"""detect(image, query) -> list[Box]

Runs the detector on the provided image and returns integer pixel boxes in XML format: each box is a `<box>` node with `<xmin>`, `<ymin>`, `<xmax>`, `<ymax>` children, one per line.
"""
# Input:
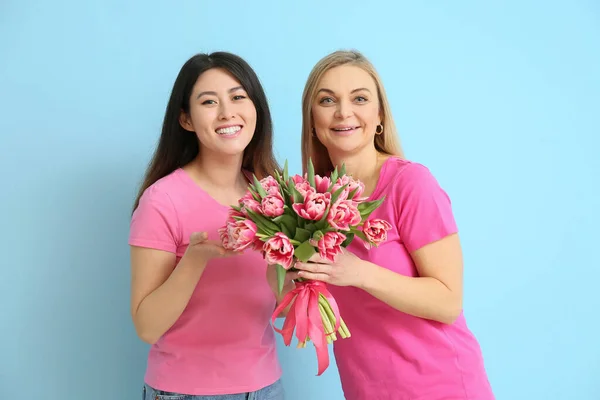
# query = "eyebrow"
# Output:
<box><xmin>316</xmin><ymin>87</ymin><xmax>372</xmax><ymax>95</ymax></box>
<box><xmin>196</xmin><ymin>86</ymin><xmax>245</xmax><ymax>99</ymax></box>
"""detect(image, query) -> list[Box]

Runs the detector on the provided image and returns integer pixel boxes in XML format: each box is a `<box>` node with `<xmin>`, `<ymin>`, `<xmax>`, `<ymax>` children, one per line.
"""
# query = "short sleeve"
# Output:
<box><xmin>395</xmin><ymin>163</ymin><xmax>458</xmax><ymax>253</ymax></box>
<box><xmin>129</xmin><ymin>186</ymin><xmax>179</xmax><ymax>253</ymax></box>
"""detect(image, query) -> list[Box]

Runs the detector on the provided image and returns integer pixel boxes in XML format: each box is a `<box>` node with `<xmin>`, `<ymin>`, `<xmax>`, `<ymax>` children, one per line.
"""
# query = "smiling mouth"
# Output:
<box><xmin>216</xmin><ymin>125</ymin><xmax>242</xmax><ymax>135</ymax></box>
<box><xmin>331</xmin><ymin>126</ymin><xmax>359</xmax><ymax>132</ymax></box>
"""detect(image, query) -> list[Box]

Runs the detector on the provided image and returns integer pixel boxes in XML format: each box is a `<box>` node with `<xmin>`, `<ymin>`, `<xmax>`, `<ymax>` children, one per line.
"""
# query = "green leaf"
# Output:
<box><xmin>288</xmin><ymin>179</ymin><xmax>305</xmax><ymax>203</ymax></box>
<box><xmin>274</xmin><ymin>213</ymin><xmax>297</xmax><ymax>234</ymax></box>
<box><xmin>354</xmin><ymin>230</ymin><xmax>368</xmax><ymax>242</ymax></box>
<box><xmin>276</xmin><ymin>264</ymin><xmax>286</xmax><ymax>295</ymax></box>
<box><xmin>314</xmin><ymin>218</ymin><xmax>328</xmax><ymax>231</ymax></box>
<box><xmin>273</xmin><ymin>169</ymin><xmax>285</xmax><ymax>187</ymax></box>
<box><xmin>283</xmin><ymin>160</ymin><xmax>289</xmax><ymax>182</ymax></box>
<box><xmin>293</xmin><ymin>227</ymin><xmax>312</xmax><ymax>243</ymax></box>
<box><xmin>307</xmin><ymin>157</ymin><xmax>316</xmax><ymax>188</ymax></box>
<box><xmin>295</xmin><ymin>240</ymin><xmax>317</xmax><ymax>262</ymax></box>
<box><xmin>312</xmin><ymin>230</ymin><xmax>324</xmax><ymax>241</ymax></box>
<box><xmin>304</xmin><ymin>223</ymin><xmax>317</xmax><ymax>232</ymax></box>
<box><xmin>347</xmin><ymin>186</ymin><xmax>359</xmax><ymax>199</ymax></box>
<box><xmin>246</xmin><ymin>209</ymin><xmax>281</xmax><ymax>233</ymax></box>
<box><xmin>274</xmin><ymin>213</ymin><xmax>296</xmax><ymax>239</ymax></box>
<box><xmin>253</xmin><ymin>175</ymin><xmax>267</xmax><ymax>198</ymax></box>
<box><xmin>357</xmin><ymin>197</ymin><xmax>385</xmax><ymax>217</ymax></box>
<box><xmin>247</xmin><ymin>187</ymin><xmax>261</xmax><ymax>201</ymax></box>
<box><xmin>339</xmin><ymin>163</ymin><xmax>346</xmax><ymax>176</ymax></box>
<box><xmin>280</xmin><ymin>224</ymin><xmax>293</xmax><ymax>240</ymax></box>
<box><xmin>341</xmin><ymin>232</ymin><xmax>355</xmax><ymax>247</ymax></box>
<box><xmin>330</xmin><ymin>183</ymin><xmax>349</xmax><ymax>204</ymax></box>
<box><xmin>328</xmin><ymin>167</ymin><xmax>339</xmax><ymax>190</ymax></box>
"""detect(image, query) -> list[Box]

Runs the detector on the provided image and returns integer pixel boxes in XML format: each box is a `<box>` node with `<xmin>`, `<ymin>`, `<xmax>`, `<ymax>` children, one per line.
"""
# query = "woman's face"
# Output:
<box><xmin>311</xmin><ymin>65</ymin><xmax>381</xmax><ymax>158</ymax></box>
<box><xmin>181</xmin><ymin>67</ymin><xmax>257</xmax><ymax>157</ymax></box>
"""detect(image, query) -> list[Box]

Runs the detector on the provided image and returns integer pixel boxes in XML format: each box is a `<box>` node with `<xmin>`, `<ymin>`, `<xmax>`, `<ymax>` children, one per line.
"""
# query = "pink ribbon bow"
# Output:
<box><xmin>271</xmin><ymin>280</ymin><xmax>341</xmax><ymax>376</ymax></box>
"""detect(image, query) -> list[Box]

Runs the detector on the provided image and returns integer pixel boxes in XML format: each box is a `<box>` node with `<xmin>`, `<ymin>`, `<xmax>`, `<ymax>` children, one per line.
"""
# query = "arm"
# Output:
<box><xmin>358</xmin><ymin>233</ymin><xmax>463</xmax><ymax>324</ymax></box>
<box><xmin>295</xmin><ymin>163</ymin><xmax>463</xmax><ymax>324</ymax></box>
<box><xmin>131</xmin><ymin>232</ymin><xmax>233</xmax><ymax>344</ymax></box>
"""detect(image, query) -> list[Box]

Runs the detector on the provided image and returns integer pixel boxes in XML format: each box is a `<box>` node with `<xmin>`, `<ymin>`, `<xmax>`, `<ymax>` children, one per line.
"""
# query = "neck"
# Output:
<box><xmin>188</xmin><ymin>151</ymin><xmax>246</xmax><ymax>189</ymax></box>
<box><xmin>329</xmin><ymin>146</ymin><xmax>381</xmax><ymax>184</ymax></box>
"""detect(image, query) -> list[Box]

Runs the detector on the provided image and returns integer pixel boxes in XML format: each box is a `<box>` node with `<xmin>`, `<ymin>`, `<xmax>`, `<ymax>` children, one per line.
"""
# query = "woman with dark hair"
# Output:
<box><xmin>129</xmin><ymin>52</ymin><xmax>284</xmax><ymax>399</ymax></box>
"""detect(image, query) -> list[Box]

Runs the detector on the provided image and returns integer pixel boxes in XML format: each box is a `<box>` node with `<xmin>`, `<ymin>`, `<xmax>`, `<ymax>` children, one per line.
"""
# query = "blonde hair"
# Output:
<box><xmin>300</xmin><ymin>50</ymin><xmax>404</xmax><ymax>176</ymax></box>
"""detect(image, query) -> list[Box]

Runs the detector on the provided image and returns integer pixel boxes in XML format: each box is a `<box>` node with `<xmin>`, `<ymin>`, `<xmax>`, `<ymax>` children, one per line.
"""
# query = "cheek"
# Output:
<box><xmin>311</xmin><ymin>106</ymin><xmax>331</xmax><ymax>127</ymax></box>
<box><xmin>190</xmin><ymin>107</ymin><xmax>214</xmax><ymax>129</ymax></box>
<box><xmin>241</xmin><ymin>104</ymin><xmax>258</xmax><ymax>125</ymax></box>
<box><xmin>360</xmin><ymin>104</ymin><xmax>380</xmax><ymax>125</ymax></box>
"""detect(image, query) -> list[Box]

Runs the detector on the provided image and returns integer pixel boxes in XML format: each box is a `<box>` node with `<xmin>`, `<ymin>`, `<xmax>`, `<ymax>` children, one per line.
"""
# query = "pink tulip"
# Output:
<box><xmin>292</xmin><ymin>192</ymin><xmax>331</xmax><ymax>221</ymax></box>
<box><xmin>241</xmin><ymin>197</ymin><xmax>262</xmax><ymax>215</ymax></box>
<box><xmin>314</xmin><ymin>175</ymin><xmax>331</xmax><ymax>193</ymax></box>
<box><xmin>218</xmin><ymin>225</ymin><xmax>231</xmax><ymax>250</ymax></box>
<box><xmin>261</xmin><ymin>192</ymin><xmax>285</xmax><ymax>217</ymax></box>
<box><xmin>315</xmin><ymin>231</ymin><xmax>346</xmax><ymax>263</ymax></box>
<box><xmin>263</xmin><ymin>232</ymin><xmax>295</xmax><ymax>269</ymax></box>
<box><xmin>328</xmin><ymin>200</ymin><xmax>361</xmax><ymax>230</ymax></box>
<box><xmin>225</xmin><ymin>218</ymin><xmax>258</xmax><ymax>251</ymax></box>
<box><xmin>332</xmin><ymin>175</ymin><xmax>365</xmax><ymax>201</ymax></box>
<box><xmin>259</xmin><ymin>176</ymin><xmax>280</xmax><ymax>196</ymax></box>
<box><xmin>292</xmin><ymin>175</ymin><xmax>314</xmax><ymax>198</ymax></box>
<box><xmin>362</xmin><ymin>219</ymin><xmax>392</xmax><ymax>248</ymax></box>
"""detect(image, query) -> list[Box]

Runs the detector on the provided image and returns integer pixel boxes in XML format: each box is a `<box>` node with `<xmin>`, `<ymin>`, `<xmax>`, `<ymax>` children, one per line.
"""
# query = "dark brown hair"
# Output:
<box><xmin>133</xmin><ymin>52</ymin><xmax>280</xmax><ymax>211</ymax></box>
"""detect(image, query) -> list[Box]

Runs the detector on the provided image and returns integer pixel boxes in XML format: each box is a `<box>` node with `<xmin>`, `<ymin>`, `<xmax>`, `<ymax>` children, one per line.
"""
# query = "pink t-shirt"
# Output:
<box><xmin>328</xmin><ymin>158</ymin><xmax>494</xmax><ymax>400</ymax></box>
<box><xmin>128</xmin><ymin>168</ymin><xmax>281</xmax><ymax>395</ymax></box>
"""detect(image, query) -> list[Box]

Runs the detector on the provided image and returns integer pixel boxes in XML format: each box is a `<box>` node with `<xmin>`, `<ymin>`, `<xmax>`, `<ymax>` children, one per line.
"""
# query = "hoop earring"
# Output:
<box><xmin>376</xmin><ymin>124</ymin><xmax>383</xmax><ymax>134</ymax></box>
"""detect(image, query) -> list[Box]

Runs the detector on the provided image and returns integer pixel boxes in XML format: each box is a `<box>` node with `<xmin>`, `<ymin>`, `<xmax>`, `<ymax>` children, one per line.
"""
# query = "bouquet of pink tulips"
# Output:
<box><xmin>219</xmin><ymin>159</ymin><xmax>391</xmax><ymax>375</ymax></box>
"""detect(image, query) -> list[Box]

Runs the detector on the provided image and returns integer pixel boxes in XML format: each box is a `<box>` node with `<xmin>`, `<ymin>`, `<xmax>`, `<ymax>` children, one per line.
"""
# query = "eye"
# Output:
<box><xmin>201</xmin><ymin>99</ymin><xmax>217</xmax><ymax>105</ymax></box>
<box><xmin>354</xmin><ymin>96</ymin><xmax>368</xmax><ymax>103</ymax></box>
<box><xmin>319</xmin><ymin>97</ymin><xmax>334</xmax><ymax>104</ymax></box>
<box><xmin>232</xmin><ymin>95</ymin><xmax>247</xmax><ymax>101</ymax></box>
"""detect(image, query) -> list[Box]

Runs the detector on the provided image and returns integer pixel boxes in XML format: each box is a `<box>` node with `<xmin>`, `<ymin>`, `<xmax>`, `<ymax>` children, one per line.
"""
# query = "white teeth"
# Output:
<box><xmin>333</xmin><ymin>127</ymin><xmax>355</xmax><ymax>131</ymax></box>
<box><xmin>216</xmin><ymin>126</ymin><xmax>241</xmax><ymax>135</ymax></box>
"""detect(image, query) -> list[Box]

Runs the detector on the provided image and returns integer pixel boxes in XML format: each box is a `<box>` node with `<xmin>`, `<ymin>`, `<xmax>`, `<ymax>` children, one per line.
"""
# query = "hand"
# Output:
<box><xmin>294</xmin><ymin>248</ymin><xmax>371</xmax><ymax>288</ymax></box>
<box><xmin>184</xmin><ymin>232</ymin><xmax>238</xmax><ymax>263</ymax></box>
<box><xmin>266</xmin><ymin>264</ymin><xmax>299</xmax><ymax>299</ymax></box>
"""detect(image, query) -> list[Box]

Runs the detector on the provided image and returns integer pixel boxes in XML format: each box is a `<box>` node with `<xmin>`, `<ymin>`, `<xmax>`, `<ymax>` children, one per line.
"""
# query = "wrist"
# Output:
<box><xmin>356</xmin><ymin>261</ymin><xmax>379</xmax><ymax>291</ymax></box>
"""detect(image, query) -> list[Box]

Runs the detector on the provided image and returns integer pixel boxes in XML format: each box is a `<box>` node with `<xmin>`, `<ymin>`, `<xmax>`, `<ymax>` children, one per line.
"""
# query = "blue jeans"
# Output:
<box><xmin>143</xmin><ymin>380</ymin><xmax>285</xmax><ymax>400</ymax></box>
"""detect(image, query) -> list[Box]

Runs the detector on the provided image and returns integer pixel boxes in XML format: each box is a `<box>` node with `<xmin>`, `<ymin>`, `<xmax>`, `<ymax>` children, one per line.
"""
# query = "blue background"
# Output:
<box><xmin>1</xmin><ymin>1</ymin><xmax>598</xmax><ymax>399</ymax></box>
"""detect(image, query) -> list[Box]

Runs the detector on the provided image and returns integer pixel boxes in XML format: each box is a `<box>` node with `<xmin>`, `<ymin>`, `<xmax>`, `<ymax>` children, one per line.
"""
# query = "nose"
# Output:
<box><xmin>334</xmin><ymin>100</ymin><xmax>353</xmax><ymax>119</ymax></box>
<box><xmin>218</xmin><ymin>100</ymin><xmax>235</xmax><ymax>120</ymax></box>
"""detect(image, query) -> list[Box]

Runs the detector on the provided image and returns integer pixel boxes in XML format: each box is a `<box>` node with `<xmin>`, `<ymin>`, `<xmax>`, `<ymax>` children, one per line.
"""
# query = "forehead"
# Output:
<box><xmin>194</xmin><ymin>68</ymin><xmax>242</xmax><ymax>91</ymax></box>
<box><xmin>317</xmin><ymin>65</ymin><xmax>376</xmax><ymax>92</ymax></box>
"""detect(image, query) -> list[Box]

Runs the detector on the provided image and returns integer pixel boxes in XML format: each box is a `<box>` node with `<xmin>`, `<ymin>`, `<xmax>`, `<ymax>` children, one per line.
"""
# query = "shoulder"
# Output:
<box><xmin>132</xmin><ymin>169</ymin><xmax>188</xmax><ymax>223</ymax></box>
<box><xmin>130</xmin><ymin>172</ymin><xmax>184</xmax><ymax>249</ymax></box>
<box><xmin>381</xmin><ymin>157</ymin><xmax>441</xmax><ymax>193</ymax></box>
<box><xmin>137</xmin><ymin>169</ymin><xmax>186</xmax><ymax>206</ymax></box>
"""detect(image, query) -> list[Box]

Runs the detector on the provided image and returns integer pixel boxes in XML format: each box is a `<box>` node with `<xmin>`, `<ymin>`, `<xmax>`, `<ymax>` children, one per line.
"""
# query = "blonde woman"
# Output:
<box><xmin>291</xmin><ymin>50</ymin><xmax>495</xmax><ymax>400</ymax></box>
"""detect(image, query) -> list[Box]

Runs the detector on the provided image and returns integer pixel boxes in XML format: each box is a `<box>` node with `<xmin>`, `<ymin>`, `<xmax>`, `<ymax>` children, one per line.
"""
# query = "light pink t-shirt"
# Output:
<box><xmin>129</xmin><ymin>168</ymin><xmax>281</xmax><ymax>395</ymax></box>
<box><xmin>328</xmin><ymin>158</ymin><xmax>494</xmax><ymax>400</ymax></box>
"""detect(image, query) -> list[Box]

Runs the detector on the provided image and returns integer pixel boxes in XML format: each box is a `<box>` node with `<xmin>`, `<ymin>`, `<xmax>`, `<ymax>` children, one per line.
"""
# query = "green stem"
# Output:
<box><xmin>318</xmin><ymin>303</ymin><xmax>335</xmax><ymax>344</ymax></box>
<box><xmin>319</xmin><ymin>294</ymin><xmax>351</xmax><ymax>339</ymax></box>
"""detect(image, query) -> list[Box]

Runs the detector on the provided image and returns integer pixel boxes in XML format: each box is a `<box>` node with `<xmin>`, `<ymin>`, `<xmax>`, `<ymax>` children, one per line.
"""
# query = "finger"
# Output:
<box><xmin>286</xmin><ymin>271</ymin><xmax>300</xmax><ymax>281</ymax></box>
<box><xmin>295</xmin><ymin>262</ymin><xmax>330</xmax><ymax>274</ymax></box>
<box><xmin>190</xmin><ymin>232</ymin><xmax>208</xmax><ymax>245</ymax></box>
<box><xmin>296</xmin><ymin>271</ymin><xmax>330</xmax><ymax>282</ymax></box>
<box><xmin>308</xmin><ymin>252</ymin><xmax>330</xmax><ymax>263</ymax></box>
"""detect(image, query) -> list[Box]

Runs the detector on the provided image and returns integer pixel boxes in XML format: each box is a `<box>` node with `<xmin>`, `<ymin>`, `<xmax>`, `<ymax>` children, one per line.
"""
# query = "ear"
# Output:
<box><xmin>179</xmin><ymin>110</ymin><xmax>194</xmax><ymax>132</ymax></box>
